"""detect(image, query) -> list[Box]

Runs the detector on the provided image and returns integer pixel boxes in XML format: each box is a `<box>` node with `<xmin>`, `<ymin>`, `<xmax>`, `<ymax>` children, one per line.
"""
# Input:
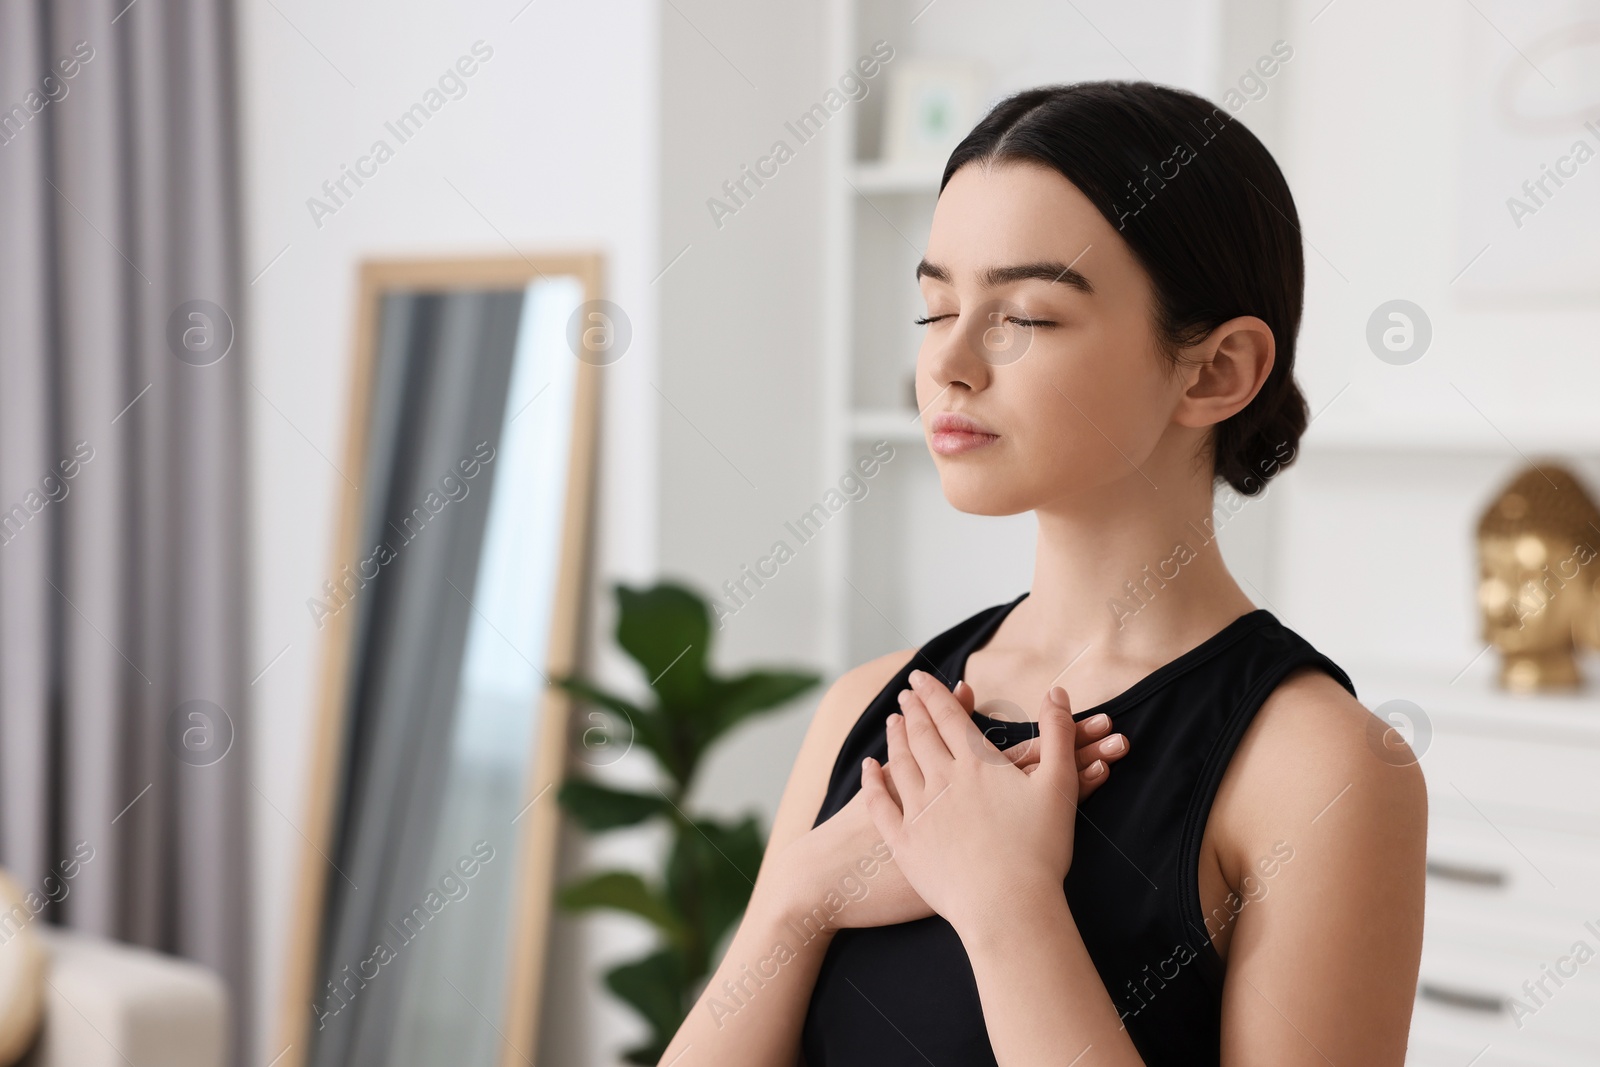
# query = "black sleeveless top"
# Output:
<box><xmin>800</xmin><ymin>592</ymin><xmax>1355</xmax><ymax>1066</ymax></box>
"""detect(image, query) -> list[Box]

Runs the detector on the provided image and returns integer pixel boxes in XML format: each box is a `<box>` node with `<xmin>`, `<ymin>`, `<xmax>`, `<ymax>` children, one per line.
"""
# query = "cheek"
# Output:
<box><xmin>1016</xmin><ymin>332</ymin><xmax>1173</xmax><ymax>479</ymax></box>
<box><xmin>931</xmin><ymin>344</ymin><xmax>1172</xmax><ymax>515</ymax></box>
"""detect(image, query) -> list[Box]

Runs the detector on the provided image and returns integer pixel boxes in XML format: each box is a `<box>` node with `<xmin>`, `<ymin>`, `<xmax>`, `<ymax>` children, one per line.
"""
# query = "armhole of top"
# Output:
<box><xmin>1176</xmin><ymin>650</ymin><xmax>1355</xmax><ymax>982</ymax></box>
<box><xmin>808</xmin><ymin>650</ymin><xmax>919</xmax><ymax>829</ymax></box>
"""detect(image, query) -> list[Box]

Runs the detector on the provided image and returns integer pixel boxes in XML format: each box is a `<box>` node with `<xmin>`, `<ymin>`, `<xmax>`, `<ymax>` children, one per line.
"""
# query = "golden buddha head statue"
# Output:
<box><xmin>1476</xmin><ymin>464</ymin><xmax>1600</xmax><ymax>692</ymax></box>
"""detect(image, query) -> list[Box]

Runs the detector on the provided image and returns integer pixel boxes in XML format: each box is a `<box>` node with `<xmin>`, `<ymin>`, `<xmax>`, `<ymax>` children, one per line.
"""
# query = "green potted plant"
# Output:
<box><xmin>554</xmin><ymin>581</ymin><xmax>820</xmax><ymax>1064</ymax></box>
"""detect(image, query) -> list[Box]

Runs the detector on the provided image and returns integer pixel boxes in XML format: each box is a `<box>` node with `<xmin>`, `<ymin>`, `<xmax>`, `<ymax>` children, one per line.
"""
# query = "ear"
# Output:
<box><xmin>1172</xmin><ymin>316</ymin><xmax>1275</xmax><ymax>429</ymax></box>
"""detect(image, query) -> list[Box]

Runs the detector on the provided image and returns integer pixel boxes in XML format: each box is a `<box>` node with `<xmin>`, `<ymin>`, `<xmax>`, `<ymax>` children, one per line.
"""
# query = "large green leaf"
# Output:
<box><xmin>551</xmin><ymin>675</ymin><xmax>646</xmax><ymax>725</ymax></box>
<box><xmin>616</xmin><ymin>583</ymin><xmax>711</xmax><ymax>710</ymax></box>
<box><xmin>557</xmin><ymin>780</ymin><xmax>673</xmax><ymax>831</ymax></box>
<box><xmin>665</xmin><ymin>814</ymin><xmax>766</xmax><ymax>973</ymax></box>
<box><xmin>555</xmin><ymin>675</ymin><xmax>680</xmax><ymax>782</ymax></box>
<box><xmin>708</xmin><ymin>669</ymin><xmax>820</xmax><ymax>740</ymax></box>
<box><xmin>606</xmin><ymin>948</ymin><xmax>689</xmax><ymax>1065</ymax></box>
<box><xmin>559</xmin><ymin>871</ymin><xmax>683</xmax><ymax>937</ymax></box>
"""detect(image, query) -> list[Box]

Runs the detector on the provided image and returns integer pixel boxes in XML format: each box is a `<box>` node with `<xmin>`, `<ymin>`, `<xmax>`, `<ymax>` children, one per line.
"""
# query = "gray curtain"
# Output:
<box><xmin>309</xmin><ymin>290</ymin><xmax>523</xmax><ymax>1067</ymax></box>
<box><xmin>0</xmin><ymin>0</ymin><xmax>251</xmax><ymax>1064</ymax></box>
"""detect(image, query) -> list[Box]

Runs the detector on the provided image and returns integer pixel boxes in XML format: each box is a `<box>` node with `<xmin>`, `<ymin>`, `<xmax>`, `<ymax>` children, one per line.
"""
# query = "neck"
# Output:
<box><xmin>1019</xmin><ymin>463</ymin><xmax>1258</xmax><ymax>666</ymax></box>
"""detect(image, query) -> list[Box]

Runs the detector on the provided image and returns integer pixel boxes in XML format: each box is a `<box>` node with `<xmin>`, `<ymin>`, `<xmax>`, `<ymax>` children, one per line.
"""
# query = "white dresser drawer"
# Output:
<box><xmin>1407</xmin><ymin>1031</ymin><xmax>1581</xmax><ymax>1067</ymax></box>
<box><xmin>1426</xmin><ymin>816</ymin><xmax>1600</xmax><ymax>923</ymax></box>
<box><xmin>1412</xmin><ymin>938</ymin><xmax>1600</xmax><ymax>1059</ymax></box>
<box><xmin>1347</xmin><ymin>665</ymin><xmax>1600</xmax><ymax>1061</ymax></box>
<box><xmin>1407</xmin><ymin>1027</ymin><xmax>1586</xmax><ymax>1067</ymax></box>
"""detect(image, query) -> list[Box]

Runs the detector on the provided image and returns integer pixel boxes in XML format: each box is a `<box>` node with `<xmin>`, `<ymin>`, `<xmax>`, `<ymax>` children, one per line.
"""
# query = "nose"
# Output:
<box><xmin>923</xmin><ymin>305</ymin><xmax>1003</xmax><ymax>396</ymax></box>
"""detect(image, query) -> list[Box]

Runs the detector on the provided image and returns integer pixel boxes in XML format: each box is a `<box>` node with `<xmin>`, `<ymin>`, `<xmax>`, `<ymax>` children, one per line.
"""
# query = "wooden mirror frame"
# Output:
<box><xmin>276</xmin><ymin>254</ymin><xmax>603</xmax><ymax>1067</ymax></box>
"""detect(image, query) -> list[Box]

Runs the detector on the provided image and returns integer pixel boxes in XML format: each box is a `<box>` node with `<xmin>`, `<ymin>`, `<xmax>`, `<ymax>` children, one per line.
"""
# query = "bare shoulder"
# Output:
<box><xmin>756</xmin><ymin>648</ymin><xmax>913</xmax><ymax>872</ymax></box>
<box><xmin>1215</xmin><ymin>667</ymin><xmax>1428</xmax><ymax>859</ymax></box>
<box><xmin>1211</xmin><ymin>674</ymin><xmax>1428</xmax><ymax>1062</ymax></box>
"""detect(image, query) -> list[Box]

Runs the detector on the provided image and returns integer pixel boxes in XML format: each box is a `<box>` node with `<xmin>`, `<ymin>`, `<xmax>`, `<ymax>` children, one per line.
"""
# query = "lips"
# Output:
<box><xmin>929</xmin><ymin>411</ymin><xmax>999</xmax><ymax>456</ymax></box>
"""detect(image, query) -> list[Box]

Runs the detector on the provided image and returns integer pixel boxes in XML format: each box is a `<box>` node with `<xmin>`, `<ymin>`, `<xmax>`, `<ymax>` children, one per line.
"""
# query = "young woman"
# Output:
<box><xmin>661</xmin><ymin>80</ymin><xmax>1427</xmax><ymax>1066</ymax></box>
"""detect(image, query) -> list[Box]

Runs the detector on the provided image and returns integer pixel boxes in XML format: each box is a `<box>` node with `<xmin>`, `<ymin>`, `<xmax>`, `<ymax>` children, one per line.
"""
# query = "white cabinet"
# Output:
<box><xmin>1352</xmin><ymin>665</ymin><xmax>1600</xmax><ymax>1066</ymax></box>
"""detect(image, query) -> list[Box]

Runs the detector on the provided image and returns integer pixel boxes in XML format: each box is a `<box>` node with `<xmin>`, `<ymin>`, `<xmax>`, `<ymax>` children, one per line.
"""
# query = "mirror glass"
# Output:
<box><xmin>292</xmin><ymin>259</ymin><xmax>599</xmax><ymax>1067</ymax></box>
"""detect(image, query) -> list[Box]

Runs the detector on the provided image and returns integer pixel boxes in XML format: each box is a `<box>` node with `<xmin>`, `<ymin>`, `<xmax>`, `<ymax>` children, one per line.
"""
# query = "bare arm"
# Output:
<box><xmin>961</xmin><ymin>892</ymin><xmax>1147</xmax><ymax>1065</ymax></box>
<box><xmin>1213</xmin><ymin>670</ymin><xmax>1427</xmax><ymax>1065</ymax></box>
<box><xmin>656</xmin><ymin>650</ymin><xmax>911</xmax><ymax>1067</ymax></box>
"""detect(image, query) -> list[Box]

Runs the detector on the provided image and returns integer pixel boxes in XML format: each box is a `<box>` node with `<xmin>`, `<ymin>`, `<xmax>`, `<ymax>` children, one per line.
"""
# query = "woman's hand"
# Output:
<box><xmin>757</xmin><ymin>675</ymin><xmax>1125</xmax><ymax>935</ymax></box>
<box><xmin>955</xmin><ymin>678</ymin><xmax>1127</xmax><ymax>799</ymax></box>
<box><xmin>859</xmin><ymin>670</ymin><xmax>1081</xmax><ymax>935</ymax></box>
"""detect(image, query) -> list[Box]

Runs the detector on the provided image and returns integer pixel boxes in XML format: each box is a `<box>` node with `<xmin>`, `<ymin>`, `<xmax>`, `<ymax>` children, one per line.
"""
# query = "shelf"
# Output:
<box><xmin>847</xmin><ymin>160</ymin><xmax>943</xmax><ymax>196</ymax></box>
<box><xmin>1300</xmin><ymin>421</ymin><xmax>1600</xmax><ymax>458</ymax></box>
<box><xmin>1349</xmin><ymin>659</ymin><xmax>1600</xmax><ymax>742</ymax></box>
<box><xmin>850</xmin><ymin>407</ymin><xmax>925</xmax><ymax>442</ymax></box>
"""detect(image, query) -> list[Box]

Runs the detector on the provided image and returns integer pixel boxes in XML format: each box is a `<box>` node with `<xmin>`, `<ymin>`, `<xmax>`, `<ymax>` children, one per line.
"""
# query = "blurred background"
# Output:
<box><xmin>1</xmin><ymin>0</ymin><xmax>1598</xmax><ymax>1065</ymax></box>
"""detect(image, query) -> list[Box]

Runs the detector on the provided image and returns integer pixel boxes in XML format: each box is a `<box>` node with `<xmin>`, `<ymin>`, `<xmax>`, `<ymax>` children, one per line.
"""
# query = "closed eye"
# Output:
<box><xmin>914</xmin><ymin>314</ymin><xmax>1058</xmax><ymax>328</ymax></box>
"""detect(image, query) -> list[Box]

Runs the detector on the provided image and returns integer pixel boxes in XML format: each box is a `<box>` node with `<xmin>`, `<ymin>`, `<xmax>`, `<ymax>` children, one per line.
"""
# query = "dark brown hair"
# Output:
<box><xmin>942</xmin><ymin>80</ymin><xmax>1307</xmax><ymax>496</ymax></box>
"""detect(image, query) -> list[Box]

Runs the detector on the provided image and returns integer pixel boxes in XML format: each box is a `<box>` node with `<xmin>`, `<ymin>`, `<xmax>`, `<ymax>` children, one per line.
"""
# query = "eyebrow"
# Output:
<box><xmin>914</xmin><ymin>258</ymin><xmax>1095</xmax><ymax>294</ymax></box>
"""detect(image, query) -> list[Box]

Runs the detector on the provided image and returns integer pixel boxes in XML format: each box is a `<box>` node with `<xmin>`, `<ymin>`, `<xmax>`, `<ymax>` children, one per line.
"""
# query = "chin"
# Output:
<box><xmin>933</xmin><ymin>461</ymin><xmax>1041</xmax><ymax>516</ymax></box>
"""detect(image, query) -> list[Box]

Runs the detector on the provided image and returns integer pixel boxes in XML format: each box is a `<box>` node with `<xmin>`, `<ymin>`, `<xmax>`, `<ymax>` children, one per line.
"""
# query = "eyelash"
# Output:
<box><xmin>913</xmin><ymin>314</ymin><xmax>1057</xmax><ymax>328</ymax></box>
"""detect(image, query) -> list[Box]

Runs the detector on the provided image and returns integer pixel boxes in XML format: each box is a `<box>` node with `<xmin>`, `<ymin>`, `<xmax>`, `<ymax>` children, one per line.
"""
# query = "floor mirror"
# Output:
<box><xmin>278</xmin><ymin>255</ymin><xmax>605</xmax><ymax>1067</ymax></box>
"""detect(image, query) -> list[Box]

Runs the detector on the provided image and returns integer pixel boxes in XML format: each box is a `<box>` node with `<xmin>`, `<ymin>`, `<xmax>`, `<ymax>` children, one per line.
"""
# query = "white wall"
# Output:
<box><xmin>655</xmin><ymin>0</ymin><xmax>832</xmax><ymax>824</ymax></box>
<box><xmin>235</xmin><ymin>1</ymin><xmax>659</xmax><ymax>1063</ymax></box>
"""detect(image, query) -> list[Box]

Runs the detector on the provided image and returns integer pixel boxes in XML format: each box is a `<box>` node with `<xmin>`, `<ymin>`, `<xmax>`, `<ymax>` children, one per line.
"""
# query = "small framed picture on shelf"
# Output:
<box><xmin>883</xmin><ymin>59</ymin><xmax>988</xmax><ymax>166</ymax></box>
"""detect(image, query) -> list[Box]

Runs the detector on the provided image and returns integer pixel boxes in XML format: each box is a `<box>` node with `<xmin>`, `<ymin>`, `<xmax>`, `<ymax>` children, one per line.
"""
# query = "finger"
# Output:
<box><xmin>906</xmin><ymin>669</ymin><xmax>986</xmax><ymax>762</ymax></box>
<box><xmin>1076</xmin><ymin>732</ymin><xmax>1129</xmax><ymax>770</ymax></box>
<box><xmin>1037</xmin><ymin>685</ymin><xmax>1078</xmax><ymax>790</ymax></box>
<box><xmin>884</xmin><ymin>712</ymin><xmax>925</xmax><ymax>798</ymax></box>
<box><xmin>897</xmin><ymin>687</ymin><xmax>955</xmax><ymax>766</ymax></box>
<box><xmin>883</xmin><ymin>760</ymin><xmax>903</xmax><ymax>806</ymax></box>
<box><xmin>1075</xmin><ymin>713</ymin><xmax>1113</xmax><ymax>747</ymax></box>
<box><xmin>953</xmin><ymin>679</ymin><xmax>977</xmax><ymax>714</ymax></box>
<box><xmin>1078</xmin><ymin>758</ymin><xmax>1110</xmax><ymax>799</ymax></box>
<box><xmin>1007</xmin><ymin>738</ymin><xmax>1041</xmax><ymax>770</ymax></box>
<box><xmin>860</xmin><ymin>757</ymin><xmax>903</xmax><ymax>844</ymax></box>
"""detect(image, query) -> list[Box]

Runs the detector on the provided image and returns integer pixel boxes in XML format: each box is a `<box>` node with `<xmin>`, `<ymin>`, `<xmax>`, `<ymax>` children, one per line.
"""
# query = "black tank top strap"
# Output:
<box><xmin>801</xmin><ymin>593</ymin><xmax>1357</xmax><ymax>1067</ymax></box>
<box><xmin>1175</xmin><ymin>623</ymin><xmax>1355</xmax><ymax>985</ymax></box>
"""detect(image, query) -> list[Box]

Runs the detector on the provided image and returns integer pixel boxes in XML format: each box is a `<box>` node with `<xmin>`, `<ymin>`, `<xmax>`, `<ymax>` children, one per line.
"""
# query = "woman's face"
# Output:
<box><xmin>915</xmin><ymin>161</ymin><xmax>1195</xmax><ymax>516</ymax></box>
